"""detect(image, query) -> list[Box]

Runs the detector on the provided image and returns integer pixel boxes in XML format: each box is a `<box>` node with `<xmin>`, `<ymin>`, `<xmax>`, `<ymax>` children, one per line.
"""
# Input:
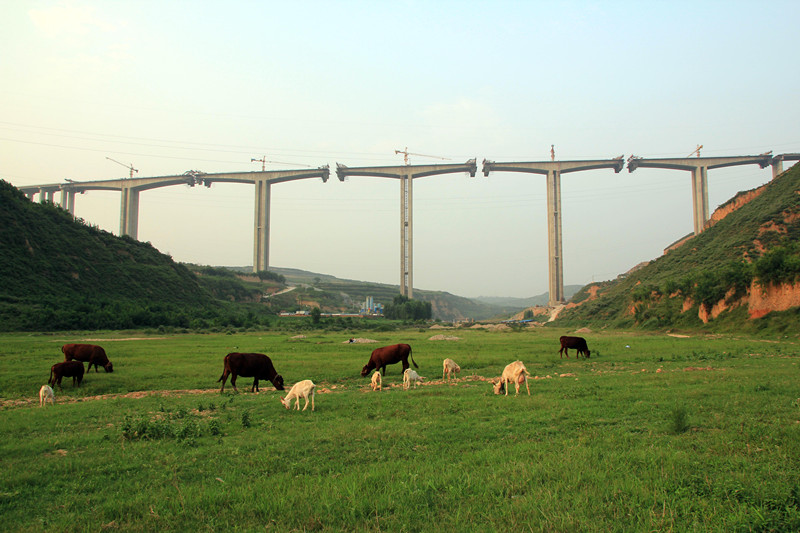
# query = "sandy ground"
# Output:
<box><xmin>3</xmin><ymin>367</ymin><xmax>726</xmax><ymax>410</ymax></box>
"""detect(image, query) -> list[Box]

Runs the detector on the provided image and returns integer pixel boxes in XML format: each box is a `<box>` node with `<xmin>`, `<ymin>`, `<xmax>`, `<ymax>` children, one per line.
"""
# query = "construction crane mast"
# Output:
<box><xmin>394</xmin><ymin>147</ymin><xmax>451</xmax><ymax>165</ymax></box>
<box><xmin>250</xmin><ymin>155</ymin><xmax>310</xmax><ymax>170</ymax></box>
<box><xmin>688</xmin><ymin>144</ymin><xmax>703</xmax><ymax>158</ymax></box>
<box><xmin>106</xmin><ymin>157</ymin><xmax>138</xmax><ymax>179</ymax></box>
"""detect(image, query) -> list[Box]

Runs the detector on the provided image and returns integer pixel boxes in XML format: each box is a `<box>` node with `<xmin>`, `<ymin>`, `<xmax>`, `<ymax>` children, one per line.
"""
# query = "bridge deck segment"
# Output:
<box><xmin>335</xmin><ymin>160</ymin><xmax>477</xmax><ymax>298</ymax></box>
<box><xmin>481</xmin><ymin>157</ymin><xmax>625</xmax><ymax>306</ymax></box>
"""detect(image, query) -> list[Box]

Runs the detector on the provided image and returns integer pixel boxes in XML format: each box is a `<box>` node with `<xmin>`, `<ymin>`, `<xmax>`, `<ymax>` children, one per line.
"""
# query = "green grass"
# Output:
<box><xmin>2</xmin><ymin>328</ymin><xmax>799</xmax><ymax>531</ymax></box>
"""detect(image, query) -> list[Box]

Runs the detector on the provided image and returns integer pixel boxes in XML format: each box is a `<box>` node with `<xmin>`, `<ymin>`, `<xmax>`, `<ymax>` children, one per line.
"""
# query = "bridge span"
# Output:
<box><xmin>336</xmin><ymin>159</ymin><xmax>477</xmax><ymax>298</ymax></box>
<box><xmin>482</xmin><ymin>157</ymin><xmax>626</xmax><ymax>305</ymax></box>
<box><xmin>627</xmin><ymin>155</ymin><xmax>773</xmax><ymax>235</ymax></box>
<box><xmin>18</xmin><ymin>167</ymin><xmax>331</xmax><ymax>273</ymax></box>
<box><xmin>16</xmin><ymin>152</ymin><xmax>796</xmax><ymax>306</ymax></box>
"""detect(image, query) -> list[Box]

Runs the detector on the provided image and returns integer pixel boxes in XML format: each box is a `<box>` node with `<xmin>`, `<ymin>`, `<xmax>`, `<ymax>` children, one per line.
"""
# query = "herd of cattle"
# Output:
<box><xmin>39</xmin><ymin>336</ymin><xmax>592</xmax><ymax>410</ymax></box>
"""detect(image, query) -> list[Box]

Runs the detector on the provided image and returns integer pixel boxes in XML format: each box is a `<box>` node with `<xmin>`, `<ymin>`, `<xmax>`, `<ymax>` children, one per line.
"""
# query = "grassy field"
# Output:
<box><xmin>1</xmin><ymin>327</ymin><xmax>799</xmax><ymax>532</ymax></box>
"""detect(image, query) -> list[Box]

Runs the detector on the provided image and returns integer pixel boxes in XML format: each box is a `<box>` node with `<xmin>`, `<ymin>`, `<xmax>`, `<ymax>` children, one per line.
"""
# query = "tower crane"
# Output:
<box><xmin>250</xmin><ymin>155</ymin><xmax>310</xmax><ymax>170</ymax></box>
<box><xmin>106</xmin><ymin>157</ymin><xmax>138</xmax><ymax>179</ymax></box>
<box><xmin>394</xmin><ymin>147</ymin><xmax>451</xmax><ymax>166</ymax></box>
<box><xmin>688</xmin><ymin>144</ymin><xmax>703</xmax><ymax>158</ymax></box>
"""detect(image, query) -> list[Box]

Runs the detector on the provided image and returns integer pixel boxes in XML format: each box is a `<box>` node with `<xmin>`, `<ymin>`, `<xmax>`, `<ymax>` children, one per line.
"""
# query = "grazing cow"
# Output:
<box><xmin>370</xmin><ymin>371</ymin><xmax>382</xmax><ymax>391</ymax></box>
<box><xmin>492</xmin><ymin>361</ymin><xmax>531</xmax><ymax>396</ymax></box>
<box><xmin>39</xmin><ymin>385</ymin><xmax>55</xmax><ymax>407</ymax></box>
<box><xmin>218</xmin><ymin>352</ymin><xmax>285</xmax><ymax>393</ymax></box>
<box><xmin>442</xmin><ymin>358</ymin><xmax>461</xmax><ymax>380</ymax></box>
<box><xmin>361</xmin><ymin>343</ymin><xmax>417</xmax><ymax>377</ymax></box>
<box><xmin>280</xmin><ymin>380</ymin><xmax>316</xmax><ymax>411</ymax></box>
<box><xmin>403</xmin><ymin>368</ymin><xmax>424</xmax><ymax>390</ymax></box>
<box><xmin>559</xmin><ymin>336</ymin><xmax>591</xmax><ymax>359</ymax></box>
<box><xmin>62</xmin><ymin>344</ymin><xmax>114</xmax><ymax>373</ymax></box>
<box><xmin>49</xmin><ymin>361</ymin><xmax>84</xmax><ymax>390</ymax></box>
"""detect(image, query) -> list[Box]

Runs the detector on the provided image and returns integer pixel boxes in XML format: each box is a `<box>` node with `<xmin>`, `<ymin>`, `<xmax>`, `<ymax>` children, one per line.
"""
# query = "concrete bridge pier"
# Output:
<box><xmin>771</xmin><ymin>154</ymin><xmax>800</xmax><ymax>179</ymax></box>
<box><xmin>60</xmin><ymin>189</ymin><xmax>76</xmax><ymax>215</ymax></box>
<box><xmin>691</xmin><ymin>166</ymin><xmax>709</xmax><ymax>235</ymax></box>
<box><xmin>400</xmin><ymin>173</ymin><xmax>413</xmax><ymax>298</ymax></box>
<box><xmin>40</xmin><ymin>188</ymin><xmax>55</xmax><ymax>203</ymax></box>
<box><xmin>253</xmin><ymin>179</ymin><xmax>271</xmax><ymax>273</ymax></box>
<box><xmin>546</xmin><ymin>169</ymin><xmax>563</xmax><ymax>304</ymax></box>
<box><xmin>120</xmin><ymin>186</ymin><xmax>140</xmax><ymax>239</ymax></box>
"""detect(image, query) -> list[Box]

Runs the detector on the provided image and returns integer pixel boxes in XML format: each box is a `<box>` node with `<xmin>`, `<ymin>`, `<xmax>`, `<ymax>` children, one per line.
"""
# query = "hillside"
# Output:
<box><xmin>0</xmin><ymin>180</ymin><xmax>230</xmax><ymax>330</ymax></box>
<box><xmin>555</xmin><ymin>163</ymin><xmax>800</xmax><ymax>332</ymax></box>
<box><xmin>270</xmin><ymin>268</ymin><xmax>525</xmax><ymax>321</ymax></box>
<box><xmin>0</xmin><ymin>180</ymin><xmax>521</xmax><ymax>328</ymax></box>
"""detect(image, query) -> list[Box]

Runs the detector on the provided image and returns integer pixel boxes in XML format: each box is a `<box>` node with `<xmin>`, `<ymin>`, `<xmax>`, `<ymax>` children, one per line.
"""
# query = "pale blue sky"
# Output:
<box><xmin>2</xmin><ymin>1</ymin><xmax>798</xmax><ymax>298</ymax></box>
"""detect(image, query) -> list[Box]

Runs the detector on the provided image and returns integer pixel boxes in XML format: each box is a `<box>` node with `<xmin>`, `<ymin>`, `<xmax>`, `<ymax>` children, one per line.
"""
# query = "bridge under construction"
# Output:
<box><xmin>18</xmin><ymin>152</ymin><xmax>800</xmax><ymax>306</ymax></box>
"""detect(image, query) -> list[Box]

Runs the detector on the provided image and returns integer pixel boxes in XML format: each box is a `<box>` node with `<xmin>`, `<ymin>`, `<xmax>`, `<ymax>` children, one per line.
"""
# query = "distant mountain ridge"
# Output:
<box><xmin>268</xmin><ymin>267</ymin><xmax>532</xmax><ymax>321</ymax></box>
<box><xmin>472</xmin><ymin>285</ymin><xmax>583</xmax><ymax>308</ymax></box>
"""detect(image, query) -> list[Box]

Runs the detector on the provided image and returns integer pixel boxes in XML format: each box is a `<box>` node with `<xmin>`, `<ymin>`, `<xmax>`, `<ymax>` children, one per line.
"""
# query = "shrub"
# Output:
<box><xmin>669</xmin><ymin>406</ymin><xmax>691</xmax><ymax>434</ymax></box>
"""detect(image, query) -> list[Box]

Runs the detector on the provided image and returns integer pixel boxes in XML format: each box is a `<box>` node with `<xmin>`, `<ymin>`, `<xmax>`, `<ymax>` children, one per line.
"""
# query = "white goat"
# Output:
<box><xmin>442</xmin><ymin>358</ymin><xmax>461</xmax><ymax>380</ymax></box>
<box><xmin>279</xmin><ymin>380</ymin><xmax>316</xmax><ymax>411</ymax></box>
<box><xmin>403</xmin><ymin>368</ymin><xmax>424</xmax><ymax>390</ymax></box>
<box><xmin>39</xmin><ymin>384</ymin><xmax>55</xmax><ymax>407</ymax></box>
<box><xmin>493</xmin><ymin>361</ymin><xmax>531</xmax><ymax>396</ymax></box>
<box><xmin>370</xmin><ymin>371</ymin><xmax>382</xmax><ymax>391</ymax></box>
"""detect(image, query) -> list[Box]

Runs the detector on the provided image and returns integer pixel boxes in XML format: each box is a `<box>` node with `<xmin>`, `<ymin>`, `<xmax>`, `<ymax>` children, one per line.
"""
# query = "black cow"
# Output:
<box><xmin>62</xmin><ymin>343</ymin><xmax>113</xmax><ymax>373</ymax></box>
<box><xmin>361</xmin><ymin>343</ymin><xmax>418</xmax><ymax>377</ymax></box>
<box><xmin>218</xmin><ymin>352</ymin><xmax>285</xmax><ymax>393</ymax></box>
<box><xmin>559</xmin><ymin>336</ymin><xmax>591</xmax><ymax>359</ymax></box>
<box><xmin>49</xmin><ymin>360</ymin><xmax>85</xmax><ymax>389</ymax></box>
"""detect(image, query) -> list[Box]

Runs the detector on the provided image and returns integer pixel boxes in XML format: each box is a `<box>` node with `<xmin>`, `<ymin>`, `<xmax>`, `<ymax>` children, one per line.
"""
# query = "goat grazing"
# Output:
<box><xmin>279</xmin><ymin>380</ymin><xmax>316</xmax><ymax>411</ymax></box>
<box><xmin>442</xmin><ymin>358</ymin><xmax>461</xmax><ymax>380</ymax></box>
<box><xmin>371</xmin><ymin>371</ymin><xmax>382</xmax><ymax>391</ymax></box>
<box><xmin>493</xmin><ymin>361</ymin><xmax>531</xmax><ymax>396</ymax></box>
<box><xmin>39</xmin><ymin>385</ymin><xmax>55</xmax><ymax>407</ymax></box>
<box><xmin>403</xmin><ymin>368</ymin><xmax>424</xmax><ymax>390</ymax></box>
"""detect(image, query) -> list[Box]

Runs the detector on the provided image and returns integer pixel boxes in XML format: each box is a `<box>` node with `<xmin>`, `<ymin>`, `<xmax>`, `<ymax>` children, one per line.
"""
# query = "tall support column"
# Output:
<box><xmin>546</xmin><ymin>170</ymin><xmax>564</xmax><ymax>305</ymax></box>
<box><xmin>400</xmin><ymin>173</ymin><xmax>413</xmax><ymax>298</ymax></box>
<box><xmin>691</xmin><ymin>166</ymin><xmax>709</xmax><ymax>234</ymax></box>
<box><xmin>253</xmin><ymin>179</ymin><xmax>271</xmax><ymax>273</ymax></box>
<box><xmin>120</xmin><ymin>186</ymin><xmax>140</xmax><ymax>238</ymax></box>
<box><xmin>772</xmin><ymin>159</ymin><xmax>783</xmax><ymax>179</ymax></box>
<box><xmin>60</xmin><ymin>190</ymin><xmax>75</xmax><ymax>215</ymax></box>
<box><xmin>336</xmin><ymin>160</ymin><xmax>475</xmax><ymax>300</ymax></box>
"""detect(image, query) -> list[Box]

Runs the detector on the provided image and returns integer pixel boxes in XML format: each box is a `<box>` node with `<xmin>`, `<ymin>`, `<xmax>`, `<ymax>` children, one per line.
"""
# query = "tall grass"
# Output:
<box><xmin>1</xmin><ymin>329</ymin><xmax>799</xmax><ymax>531</ymax></box>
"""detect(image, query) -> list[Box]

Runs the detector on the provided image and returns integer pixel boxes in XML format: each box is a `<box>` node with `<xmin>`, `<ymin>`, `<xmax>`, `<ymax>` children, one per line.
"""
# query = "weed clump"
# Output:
<box><xmin>669</xmin><ymin>406</ymin><xmax>691</xmax><ymax>434</ymax></box>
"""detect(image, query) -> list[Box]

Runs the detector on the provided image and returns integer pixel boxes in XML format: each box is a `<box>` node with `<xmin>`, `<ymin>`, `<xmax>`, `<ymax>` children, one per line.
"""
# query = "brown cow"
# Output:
<box><xmin>62</xmin><ymin>344</ymin><xmax>113</xmax><ymax>373</ymax></box>
<box><xmin>49</xmin><ymin>361</ymin><xmax>84</xmax><ymax>389</ymax></box>
<box><xmin>361</xmin><ymin>343</ymin><xmax>418</xmax><ymax>377</ymax></box>
<box><xmin>559</xmin><ymin>336</ymin><xmax>591</xmax><ymax>359</ymax></box>
<box><xmin>218</xmin><ymin>352</ymin><xmax>285</xmax><ymax>393</ymax></box>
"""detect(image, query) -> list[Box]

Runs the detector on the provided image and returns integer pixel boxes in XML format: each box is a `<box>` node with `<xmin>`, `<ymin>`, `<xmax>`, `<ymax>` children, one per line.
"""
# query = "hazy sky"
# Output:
<box><xmin>2</xmin><ymin>1</ymin><xmax>799</xmax><ymax>298</ymax></box>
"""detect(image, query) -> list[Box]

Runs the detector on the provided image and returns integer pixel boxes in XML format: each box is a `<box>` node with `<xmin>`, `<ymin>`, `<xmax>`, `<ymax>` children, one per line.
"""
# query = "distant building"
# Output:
<box><xmin>359</xmin><ymin>296</ymin><xmax>383</xmax><ymax>316</ymax></box>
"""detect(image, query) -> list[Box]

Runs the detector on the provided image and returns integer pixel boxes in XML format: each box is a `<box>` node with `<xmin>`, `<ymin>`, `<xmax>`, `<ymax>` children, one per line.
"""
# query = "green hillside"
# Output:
<box><xmin>0</xmin><ymin>180</ymin><xmax>230</xmax><ymax>330</ymax></box>
<box><xmin>0</xmin><ymin>180</ymin><xmax>515</xmax><ymax>329</ymax></box>
<box><xmin>555</xmin><ymin>163</ymin><xmax>800</xmax><ymax>332</ymax></box>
